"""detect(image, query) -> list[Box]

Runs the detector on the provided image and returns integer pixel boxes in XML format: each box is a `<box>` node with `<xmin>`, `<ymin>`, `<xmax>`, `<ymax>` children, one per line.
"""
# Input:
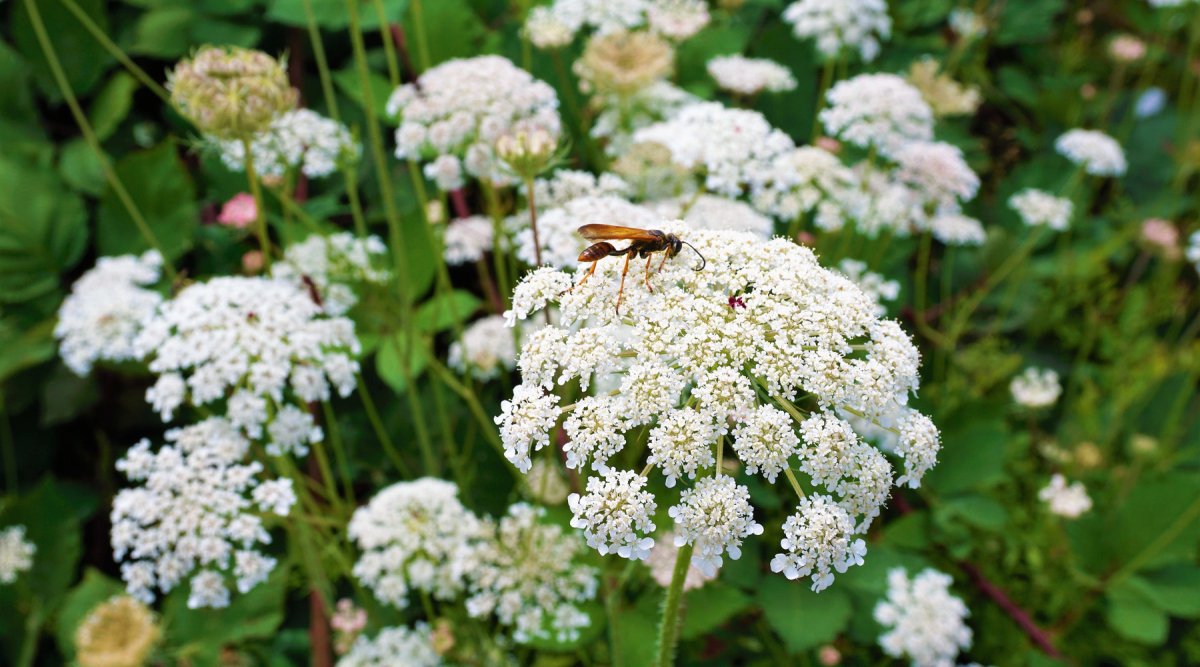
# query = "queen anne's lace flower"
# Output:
<box><xmin>568</xmin><ymin>469</ymin><xmax>657</xmax><ymax>560</ymax></box>
<box><xmin>648</xmin><ymin>195</ymin><xmax>775</xmax><ymax>239</ymax></box>
<box><xmin>799</xmin><ymin>412</ymin><xmax>893</xmax><ymax>531</ymax></box>
<box><xmin>461</xmin><ymin>503</ymin><xmax>599</xmax><ymax>643</ymax></box>
<box><xmin>593</xmin><ymin>81</ymin><xmax>697</xmax><ymax>157</ymax></box>
<box><xmin>272</xmin><ymin>232</ymin><xmax>389</xmax><ymax>316</ymax></box>
<box><xmin>0</xmin><ymin>525</ymin><xmax>35</xmax><ymax>584</ymax></box>
<box><xmin>770</xmin><ymin>494</ymin><xmax>866</xmax><ymax>591</ymax></box>
<box><xmin>821</xmin><ymin>74</ymin><xmax>934</xmax><ymax>158</ymax></box>
<box><xmin>348</xmin><ymin>478</ymin><xmax>481</xmax><ymax>607</ymax></box>
<box><xmin>388</xmin><ymin>56</ymin><xmax>561</xmax><ymax>189</ymax></box>
<box><xmin>442</xmin><ymin>216</ymin><xmax>495</xmax><ymax>266</ymax></box>
<box><xmin>55</xmin><ymin>251</ymin><xmax>163</xmax><ymax>376</ymax></box>
<box><xmin>449</xmin><ymin>315</ymin><xmax>518</xmax><ymax>381</ymax></box>
<box><xmin>836</xmin><ymin>259</ymin><xmax>899</xmax><ymax>317</ymax></box>
<box><xmin>1010</xmin><ymin>367</ymin><xmax>1061</xmax><ymax>408</ymax></box>
<box><xmin>783</xmin><ymin>0</ymin><xmax>892</xmax><ymax>62</ymax></box>
<box><xmin>499</xmin><ymin>225</ymin><xmax>938</xmax><ymax>586</ymax></box>
<box><xmin>110</xmin><ymin>418</ymin><xmax>295</xmax><ymax>607</ymax></box>
<box><xmin>930</xmin><ymin>213</ymin><xmax>986</xmax><ymax>246</ymax></box>
<box><xmin>754</xmin><ymin>146</ymin><xmax>861</xmax><ymax>227</ymax></box>
<box><xmin>337</xmin><ymin>624</ymin><xmax>442</xmax><ymax>667</ymax></box>
<box><xmin>1009</xmin><ymin>189</ymin><xmax>1073</xmax><ymax>231</ymax></box>
<box><xmin>874</xmin><ymin>568</ymin><xmax>973</xmax><ymax>667</ymax></box>
<box><xmin>512</xmin><ymin>195</ymin><xmax>660</xmax><ymax>268</ymax></box>
<box><xmin>647</xmin><ymin>0</ymin><xmax>710</xmax><ymax>40</ymax></box>
<box><xmin>893</xmin><ymin>141</ymin><xmax>980</xmax><ymax>213</ymax></box>
<box><xmin>524</xmin><ymin>0</ymin><xmax>707</xmax><ymax>48</ymax></box>
<box><xmin>133</xmin><ymin>276</ymin><xmax>360</xmax><ymax>426</ymax></box>
<box><xmin>669</xmin><ymin>475</ymin><xmax>763</xmax><ymax>576</ymax></box>
<box><xmin>1055</xmin><ymin>129</ymin><xmax>1127</xmax><ymax>176</ymax></box>
<box><xmin>1038</xmin><ymin>474</ymin><xmax>1093</xmax><ymax>518</ymax></box>
<box><xmin>215</xmin><ymin>109</ymin><xmax>359</xmax><ymax>179</ymax></box>
<box><xmin>707</xmin><ymin>55</ymin><xmax>797</xmax><ymax>96</ymax></box>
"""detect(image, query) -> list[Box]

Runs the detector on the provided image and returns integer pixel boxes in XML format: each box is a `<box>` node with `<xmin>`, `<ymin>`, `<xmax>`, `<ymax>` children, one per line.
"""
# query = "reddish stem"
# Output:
<box><xmin>389</xmin><ymin>24</ymin><xmax>420</xmax><ymax>85</ymax></box>
<box><xmin>309</xmin><ymin>588</ymin><xmax>332</xmax><ymax>667</ymax></box>
<box><xmin>957</xmin><ymin>561</ymin><xmax>1064</xmax><ymax>659</ymax></box>
<box><xmin>449</xmin><ymin>188</ymin><xmax>471</xmax><ymax>219</ymax></box>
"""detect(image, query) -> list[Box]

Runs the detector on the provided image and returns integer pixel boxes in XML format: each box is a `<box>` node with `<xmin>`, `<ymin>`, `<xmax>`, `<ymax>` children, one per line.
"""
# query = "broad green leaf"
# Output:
<box><xmin>420</xmin><ymin>0</ymin><xmax>487</xmax><ymax>66</ymax></box>
<box><xmin>97</xmin><ymin>142</ymin><xmax>197</xmax><ymax>261</ymax></box>
<box><xmin>164</xmin><ymin>565</ymin><xmax>289</xmax><ymax>666</ymax></box>
<box><xmin>89</xmin><ymin>72</ymin><xmax>139</xmax><ymax>141</ymax></box>
<box><xmin>54</xmin><ymin>568</ymin><xmax>126</xmax><ymax>661</ymax></box>
<box><xmin>616</xmin><ymin>591</ymin><xmax>662</xmax><ymax>667</ymax></box>
<box><xmin>680</xmin><ymin>582</ymin><xmax>751</xmax><ymax>639</ymax></box>
<box><xmin>128</xmin><ymin>7</ymin><xmax>195</xmax><ymax>58</ymax></box>
<box><xmin>0</xmin><ymin>319</ymin><xmax>57</xmax><ymax>384</ymax></box>
<box><xmin>11</xmin><ymin>0</ymin><xmax>113</xmax><ymax>100</ymax></box>
<box><xmin>0</xmin><ymin>158</ymin><xmax>88</xmax><ymax>304</ymax></box>
<box><xmin>1138</xmin><ymin>565</ymin><xmax>1200</xmax><ymax>618</ymax></box>
<box><xmin>414</xmin><ymin>289</ymin><xmax>481</xmax><ymax>333</ymax></box>
<box><xmin>1106</xmin><ymin>579</ymin><xmax>1169</xmax><ymax>645</ymax></box>
<box><xmin>936</xmin><ymin>494</ymin><xmax>1009</xmax><ymax>531</ymax></box>
<box><xmin>375</xmin><ymin>332</ymin><xmax>429</xmax><ymax>394</ymax></box>
<box><xmin>759</xmin><ymin>582</ymin><xmax>851</xmax><ymax>653</ymax></box>
<box><xmin>923</xmin><ymin>416</ymin><xmax>1008</xmax><ymax>494</ymax></box>
<box><xmin>1110</xmin><ymin>473</ymin><xmax>1200</xmax><ymax>570</ymax></box>
<box><xmin>59</xmin><ymin>138</ymin><xmax>106</xmax><ymax>195</ymax></box>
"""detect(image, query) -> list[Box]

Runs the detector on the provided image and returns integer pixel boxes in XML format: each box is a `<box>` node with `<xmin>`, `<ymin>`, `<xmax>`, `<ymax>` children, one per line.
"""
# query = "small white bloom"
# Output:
<box><xmin>449</xmin><ymin>315</ymin><xmax>518</xmax><ymax>381</ymax></box>
<box><xmin>1010</xmin><ymin>367</ymin><xmax>1061</xmax><ymax>408</ymax></box>
<box><xmin>442</xmin><ymin>215</ymin><xmax>494</xmax><ymax>265</ymax></box>
<box><xmin>0</xmin><ymin>525</ymin><xmax>35</xmax><ymax>584</ymax></box>
<box><xmin>1008</xmin><ymin>189</ymin><xmax>1073</xmax><ymax>231</ymax></box>
<box><xmin>732</xmin><ymin>405</ymin><xmax>801</xmax><ymax>483</ymax></box>
<box><xmin>272</xmin><ymin>232</ymin><xmax>390</xmax><ymax>316</ymax></box>
<box><xmin>337</xmin><ymin>623</ymin><xmax>442</xmax><ymax>667</ymax></box>
<box><xmin>821</xmin><ymin>74</ymin><xmax>934</xmax><ymax>157</ymax></box>
<box><xmin>707</xmin><ymin>55</ymin><xmax>797</xmax><ymax>96</ymax></box>
<box><xmin>215</xmin><ymin>109</ymin><xmax>359</xmax><ymax>179</ymax></box>
<box><xmin>783</xmin><ymin>0</ymin><xmax>892</xmax><ymax>61</ymax></box>
<box><xmin>568</xmin><ymin>469</ymin><xmax>657</xmax><ymax>560</ymax></box>
<box><xmin>874</xmin><ymin>568</ymin><xmax>973</xmax><ymax>667</ymax></box>
<box><xmin>669</xmin><ymin>476</ymin><xmax>763</xmax><ymax>576</ymax></box>
<box><xmin>1055</xmin><ymin>129</ymin><xmax>1127</xmax><ymax>176</ymax></box>
<box><xmin>495</xmin><ymin>383</ymin><xmax>562</xmax><ymax>473</ymax></box>
<box><xmin>930</xmin><ymin>213</ymin><xmax>987</xmax><ymax>246</ymax></box>
<box><xmin>1038</xmin><ymin>474</ymin><xmax>1093</xmax><ymax>518</ymax></box>
<box><xmin>770</xmin><ymin>494</ymin><xmax>866</xmax><ymax>592</ymax></box>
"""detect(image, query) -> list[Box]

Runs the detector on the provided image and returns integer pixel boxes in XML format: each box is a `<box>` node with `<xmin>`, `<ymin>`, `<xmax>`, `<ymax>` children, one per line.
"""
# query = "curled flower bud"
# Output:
<box><xmin>168</xmin><ymin>46</ymin><xmax>297</xmax><ymax>140</ymax></box>
<box><xmin>496</xmin><ymin>129</ymin><xmax>560</xmax><ymax>179</ymax></box>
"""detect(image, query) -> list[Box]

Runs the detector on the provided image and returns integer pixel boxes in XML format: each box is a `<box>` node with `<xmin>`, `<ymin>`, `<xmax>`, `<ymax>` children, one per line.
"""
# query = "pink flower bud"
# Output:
<box><xmin>217</xmin><ymin>193</ymin><xmax>258</xmax><ymax>229</ymax></box>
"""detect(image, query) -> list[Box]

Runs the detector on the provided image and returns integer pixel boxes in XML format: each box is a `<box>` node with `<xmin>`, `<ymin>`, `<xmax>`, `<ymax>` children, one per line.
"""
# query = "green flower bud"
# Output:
<box><xmin>168</xmin><ymin>46</ymin><xmax>298</xmax><ymax>140</ymax></box>
<box><xmin>496</xmin><ymin>129</ymin><xmax>560</xmax><ymax>180</ymax></box>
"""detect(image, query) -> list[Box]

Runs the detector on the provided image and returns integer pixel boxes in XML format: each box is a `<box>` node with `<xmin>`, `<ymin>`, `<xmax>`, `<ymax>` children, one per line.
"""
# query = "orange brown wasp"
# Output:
<box><xmin>569</xmin><ymin>224</ymin><xmax>706</xmax><ymax>313</ymax></box>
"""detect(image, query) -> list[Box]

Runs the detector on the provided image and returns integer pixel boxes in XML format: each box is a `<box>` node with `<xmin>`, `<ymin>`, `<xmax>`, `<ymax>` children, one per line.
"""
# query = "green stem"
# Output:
<box><xmin>25</xmin><ymin>0</ymin><xmax>177</xmax><ymax>281</ymax></box>
<box><xmin>371</xmin><ymin>0</ymin><xmax>402</xmax><ymax>87</ymax></box>
<box><xmin>811</xmin><ymin>58</ymin><xmax>835</xmax><ymax>141</ymax></box>
<box><xmin>321</xmin><ymin>400</ymin><xmax>355</xmax><ymax>505</ymax></box>
<box><xmin>58</xmin><ymin>0</ymin><xmax>170</xmax><ymax>102</ymax></box>
<box><xmin>654</xmin><ymin>543</ymin><xmax>695</xmax><ymax>667</ymax></box>
<box><xmin>356</xmin><ymin>375</ymin><xmax>413</xmax><ymax>478</ymax></box>
<box><xmin>409</xmin><ymin>0</ymin><xmax>433</xmax><ymax>72</ymax></box>
<box><xmin>242</xmin><ymin>138</ymin><xmax>273</xmax><ymax>268</ymax></box>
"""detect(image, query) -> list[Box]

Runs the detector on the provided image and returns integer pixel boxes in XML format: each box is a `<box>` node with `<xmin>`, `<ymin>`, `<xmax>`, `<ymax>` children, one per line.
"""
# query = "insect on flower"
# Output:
<box><xmin>569</xmin><ymin>224</ymin><xmax>706</xmax><ymax>313</ymax></box>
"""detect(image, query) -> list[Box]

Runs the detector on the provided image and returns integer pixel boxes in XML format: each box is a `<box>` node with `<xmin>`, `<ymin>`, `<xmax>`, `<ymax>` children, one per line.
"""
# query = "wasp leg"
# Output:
<box><xmin>643</xmin><ymin>254</ymin><xmax>655</xmax><ymax>292</ymax></box>
<box><xmin>615</xmin><ymin>253</ymin><xmax>633</xmax><ymax>315</ymax></box>
<box><xmin>561</xmin><ymin>260</ymin><xmax>600</xmax><ymax>295</ymax></box>
<box><xmin>657</xmin><ymin>251</ymin><xmax>669</xmax><ymax>274</ymax></box>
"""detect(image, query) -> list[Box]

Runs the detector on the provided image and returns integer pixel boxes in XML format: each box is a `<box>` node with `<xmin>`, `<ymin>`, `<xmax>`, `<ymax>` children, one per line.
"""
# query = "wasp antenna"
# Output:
<box><xmin>682</xmin><ymin>241</ymin><xmax>706</xmax><ymax>271</ymax></box>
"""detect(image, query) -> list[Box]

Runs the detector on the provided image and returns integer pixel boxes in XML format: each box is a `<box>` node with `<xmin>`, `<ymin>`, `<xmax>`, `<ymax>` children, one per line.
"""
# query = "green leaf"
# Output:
<box><xmin>680</xmin><ymin>583</ymin><xmax>751</xmax><ymax>639</ymax></box>
<box><xmin>616</xmin><ymin>591</ymin><xmax>662</xmax><ymax>667</ymax></box>
<box><xmin>1106</xmin><ymin>579</ymin><xmax>1169</xmax><ymax>645</ymax></box>
<box><xmin>759</xmin><ymin>582</ymin><xmax>852</xmax><ymax>653</ymax></box>
<box><xmin>54</xmin><ymin>568</ymin><xmax>126</xmax><ymax>661</ymax></box>
<box><xmin>266</xmin><ymin>0</ymin><xmax>409</xmax><ymax>29</ymax></box>
<box><xmin>59</xmin><ymin>138</ymin><xmax>106</xmax><ymax>196</ymax></box>
<box><xmin>97</xmin><ymin>142</ymin><xmax>197</xmax><ymax>261</ymax></box>
<box><xmin>0</xmin><ymin>319</ymin><xmax>58</xmax><ymax>384</ymax></box>
<box><xmin>0</xmin><ymin>158</ymin><xmax>88</xmax><ymax>304</ymax></box>
<box><xmin>11</xmin><ymin>0</ymin><xmax>113</xmax><ymax>100</ymax></box>
<box><xmin>89</xmin><ymin>72</ymin><xmax>139</xmax><ymax>141</ymax></box>
<box><xmin>375</xmin><ymin>332</ymin><xmax>429</xmax><ymax>394</ymax></box>
<box><xmin>164</xmin><ymin>565</ymin><xmax>289</xmax><ymax>665</ymax></box>
<box><xmin>419</xmin><ymin>0</ymin><xmax>487</xmax><ymax>66</ymax></box>
<box><xmin>936</xmin><ymin>494</ymin><xmax>1009</xmax><ymax>531</ymax></box>
<box><xmin>1111</xmin><ymin>474</ymin><xmax>1200</xmax><ymax>571</ymax></box>
<box><xmin>128</xmin><ymin>7</ymin><xmax>195</xmax><ymax>58</ymax></box>
<box><xmin>414</xmin><ymin>290</ymin><xmax>481</xmax><ymax>333</ymax></box>
<box><xmin>333</xmin><ymin>66</ymin><xmax>395</xmax><ymax>120</ymax></box>
<box><xmin>994</xmin><ymin>0</ymin><xmax>1065</xmax><ymax>45</ymax></box>
<box><xmin>1139</xmin><ymin>565</ymin><xmax>1200</xmax><ymax>618</ymax></box>
<box><xmin>923</xmin><ymin>416</ymin><xmax>1008</xmax><ymax>494</ymax></box>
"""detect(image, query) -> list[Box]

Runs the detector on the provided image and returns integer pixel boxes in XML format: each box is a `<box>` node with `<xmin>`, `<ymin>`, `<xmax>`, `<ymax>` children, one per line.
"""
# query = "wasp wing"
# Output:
<box><xmin>577</xmin><ymin>224</ymin><xmax>659</xmax><ymax>241</ymax></box>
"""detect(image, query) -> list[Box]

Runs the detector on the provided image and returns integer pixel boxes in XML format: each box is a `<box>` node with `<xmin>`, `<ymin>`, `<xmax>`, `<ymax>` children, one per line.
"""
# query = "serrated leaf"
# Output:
<box><xmin>0</xmin><ymin>158</ymin><xmax>88</xmax><ymax>304</ymax></box>
<box><xmin>97</xmin><ymin>142</ymin><xmax>197</xmax><ymax>260</ymax></box>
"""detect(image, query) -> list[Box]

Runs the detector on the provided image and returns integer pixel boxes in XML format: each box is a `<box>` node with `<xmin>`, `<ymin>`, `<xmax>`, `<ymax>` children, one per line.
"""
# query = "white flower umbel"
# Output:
<box><xmin>669</xmin><ymin>475</ymin><xmax>763</xmax><ymax>576</ymax></box>
<box><xmin>929</xmin><ymin>212</ymin><xmax>987</xmax><ymax>247</ymax></box>
<box><xmin>523</xmin><ymin>0</ymin><xmax>707</xmax><ymax>47</ymax></box>
<box><xmin>1054</xmin><ymin>129</ymin><xmax>1127</xmax><ymax>177</ymax></box>
<box><xmin>770</xmin><ymin>494</ymin><xmax>866</xmax><ymax>592</ymax></box>
<box><xmin>535</xmin><ymin>170</ymin><xmax>631</xmax><ymax>209</ymax></box>
<box><xmin>216</xmin><ymin>109</ymin><xmax>359</xmax><ymax>179</ymax></box>
<box><xmin>1008</xmin><ymin>189</ymin><xmax>1073</xmax><ymax>231</ymax></box>
<box><xmin>835</xmin><ymin>259</ymin><xmax>899</xmax><ymax>317</ymax></box>
<box><xmin>648</xmin><ymin>194</ymin><xmax>775</xmax><ymax>239</ymax></box>
<box><xmin>646</xmin><ymin>0</ymin><xmax>710</xmax><ymax>40</ymax></box>
<box><xmin>448</xmin><ymin>315</ymin><xmax>518</xmax><ymax>381</ymax></box>
<box><xmin>593</xmin><ymin>81</ymin><xmax>697</xmax><ymax>157</ymax></box>
<box><xmin>272</xmin><ymin>232</ymin><xmax>390</xmax><ymax>316</ymax></box>
<box><xmin>1038</xmin><ymin>474</ymin><xmax>1093</xmax><ymax>518</ymax></box>
<box><xmin>1188</xmin><ymin>231</ymin><xmax>1200</xmax><ymax>274</ymax></box>
<box><xmin>387</xmin><ymin>56</ymin><xmax>561</xmax><ymax>189</ymax></box>
<box><xmin>512</xmin><ymin>195</ymin><xmax>660</xmax><ymax>268</ymax></box>
<box><xmin>874</xmin><ymin>568</ymin><xmax>973</xmax><ymax>667</ymax></box>
<box><xmin>568</xmin><ymin>469</ymin><xmax>657</xmax><ymax>560</ymax></box>
<box><xmin>893</xmin><ymin>141</ymin><xmax>980</xmax><ymax>214</ymax></box>
<box><xmin>0</xmin><ymin>525</ymin><xmax>35</xmax><ymax>584</ymax></box>
<box><xmin>348</xmin><ymin>478</ymin><xmax>481</xmax><ymax>607</ymax></box>
<box><xmin>631</xmin><ymin>102</ymin><xmax>795</xmax><ymax>198</ymax></box>
<box><xmin>799</xmin><ymin>412</ymin><xmax>894</xmax><ymax>531</ymax></box>
<box><xmin>783</xmin><ymin>0</ymin><xmax>891</xmax><ymax>61</ymax></box>
<box><xmin>337</xmin><ymin>623</ymin><xmax>442</xmax><ymax>667</ymax></box>
<box><xmin>55</xmin><ymin>251</ymin><xmax>163</xmax><ymax>376</ymax></box>
<box><xmin>821</xmin><ymin>74</ymin><xmax>934</xmax><ymax>158</ymax></box>
<box><xmin>110</xmin><ymin>418</ymin><xmax>295</xmax><ymax>607</ymax></box>
<box><xmin>707</xmin><ymin>55</ymin><xmax>797</xmax><ymax>96</ymax></box>
<box><xmin>442</xmin><ymin>216</ymin><xmax>495</xmax><ymax>266</ymax></box>
<box><xmin>753</xmin><ymin>146</ymin><xmax>861</xmax><ymax>227</ymax></box>
<box><xmin>1010</xmin><ymin>367</ymin><xmax>1061</xmax><ymax>409</ymax></box>
<box><xmin>461</xmin><ymin>503</ymin><xmax>599</xmax><ymax>643</ymax></box>
<box><xmin>133</xmin><ymin>276</ymin><xmax>360</xmax><ymax>426</ymax></box>
<box><xmin>500</xmin><ymin>226</ymin><xmax>938</xmax><ymax>584</ymax></box>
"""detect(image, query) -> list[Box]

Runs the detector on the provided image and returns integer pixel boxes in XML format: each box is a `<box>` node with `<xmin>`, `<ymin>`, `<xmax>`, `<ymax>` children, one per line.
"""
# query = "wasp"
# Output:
<box><xmin>569</xmin><ymin>224</ymin><xmax>705</xmax><ymax>313</ymax></box>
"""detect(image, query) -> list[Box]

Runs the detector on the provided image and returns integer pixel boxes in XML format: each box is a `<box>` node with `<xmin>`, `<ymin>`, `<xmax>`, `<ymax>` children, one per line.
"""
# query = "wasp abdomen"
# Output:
<box><xmin>578</xmin><ymin>242</ymin><xmax>617</xmax><ymax>262</ymax></box>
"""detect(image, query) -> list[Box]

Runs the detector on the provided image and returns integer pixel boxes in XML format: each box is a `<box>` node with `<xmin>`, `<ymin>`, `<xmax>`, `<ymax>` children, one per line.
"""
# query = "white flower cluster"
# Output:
<box><xmin>443</xmin><ymin>216</ymin><xmax>495</xmax><ymax>266</ymax></box>
<box><xmin>348</xmin><ymin>478</ymin><xmax>482</xmax><ymax>607</ymax></box>
<box><xmin>272</xmin><ymin>232</ymin><xmax>390</xmax><ymax>315</ymax></box>
<box><xmin>498</xmin><ymin>226</ymin><xmax>939</xmax><ymax>589</ymax></box>
<box><xmin>670</xmin><ymin>475</ymin><xmax>763</xmax><ymax>576</ymax></box>
<box><xmin>753</xmin><ymin>146</ymin><xmax>860</xmax><ymax>228</ymax></box>
<box><xmin>1054</xmin><ymin>129</ymin><xmax>1127</xmax><ymax>177</ymax></box>
<box><xmin>448</xmin><ymin>315</ymin><xmax>518</xmax><ymax>381</ymax></box>
<box><xmin>770</xmin><ymin>494</ymin><xmax>866</xmax><ymax>591</ymax></box>
<box><xmin>874</xmin><ymin>568</ymin><xmax>973</xmax><ymax>667</ymax></box>
<box><xmin>820</xmin><ymin>74</ymin><xmax>934</xmax><ymax>158</ymax></box>
<box><xmin>336</xmin><ymin>623</ymin><xmax>442</xmax><ymax>667</ymax></box>
<box><xmin>836</xmin><ymin>259</ymin><xmax>900</xmax><ymax>317</ymax></box>
<box><xmin>524</xmin><ymin>0</ymin><xmax>708</xmax><ymax>49</ymax></box>
<box><xmin>707</xmin><ymin>55</ymin><xmax>797</xmax><ymax>96</ymax></box>
<box><xmin>632</xmin><ymin>102</ymin><xmax>795</xmax><ymax>197</ymax></box>
<box><xmin>388</xmin><ymin>56</ymin><xmax>561</xmax><ymax>190</ymax></box>
<box><xmin>461</xmin><ymin>503</ymin><xmax>599</xmax><ymax>642</ymax></box>
<box><xmin>1008</xmin><ymin>189</ymin><xmax>1073</xmax><ymax>231</ymax></box>
<box><xmin>1038</xmin><ymin>474</ymin><xmax>1093</xmax><ymax>518</ymax></box>
<box><xmin>535</xmin><ymin>170</ymin><xmax>631</xmax><ymax>209</ymax></box>
<box><xmin>134</xmin><ymin>277</ymin><xmax>360</xmax><ymax>434</ymax></box>
<box><xmin>648</xmin><ymin>194</ymin><xmax>774</xmax><ymax>239</ymax></box>
<box><xmin>1188</xmin><ymin>230</ymin><xmax>1200</xmax><ymax>274</ymax></box>
<box><xmin>55</xmin><ymin>251</ymin><xmax>163</xmax><ymax>376</ymax></box>
<box><xmin>110</xmin><ymin>418</ymin><xmax>296</xmax><ymax>608</ymax></box>
<box><xmin>783</xmin><ymin>0</ymin><xmax>892</xmax><ymax>62</ymax></box>
<box><xmin>592</xmin><ymin>81</ymin><xmax>697</xmax><ymax>156</ymax></box>
<box><xmin>513</xmin><ymin>195</ymin><xmax>660</xmax><ymax>268</ymax></box>
<box><xmin>216</xmin><ymin>109</ymin><xmax>359</xmax><ymax>179</ymax></box>
<box><xmin>1010</xmin><ymin>367</ymin><xmax>1061</xmax><ymax>409</ymax></box>
<box><xmin>0</xmin><ymin>525</ymin><xmax>35</xmax><ymax>584</ymax></box>
<box><xmin>929</xmin><ymin>212</ymin><xmax>987</xmax><ymax>247</ymax></box>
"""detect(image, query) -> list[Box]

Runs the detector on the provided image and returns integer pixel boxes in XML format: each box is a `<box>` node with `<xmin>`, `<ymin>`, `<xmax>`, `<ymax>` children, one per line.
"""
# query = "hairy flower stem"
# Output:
<box><xmin>655</xmin><ymin>543</ymin><xmax>695</xmax><ymax>667</ymax></box>
<box><xmin>24</xmin><ymin>0</ymin><xmax>177</xmax><ymax>281</ymax></box>
<box><xmin>242</xmin><ymin>138</ymin><xmax>273</xmax><ymax>268</ymax></box>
